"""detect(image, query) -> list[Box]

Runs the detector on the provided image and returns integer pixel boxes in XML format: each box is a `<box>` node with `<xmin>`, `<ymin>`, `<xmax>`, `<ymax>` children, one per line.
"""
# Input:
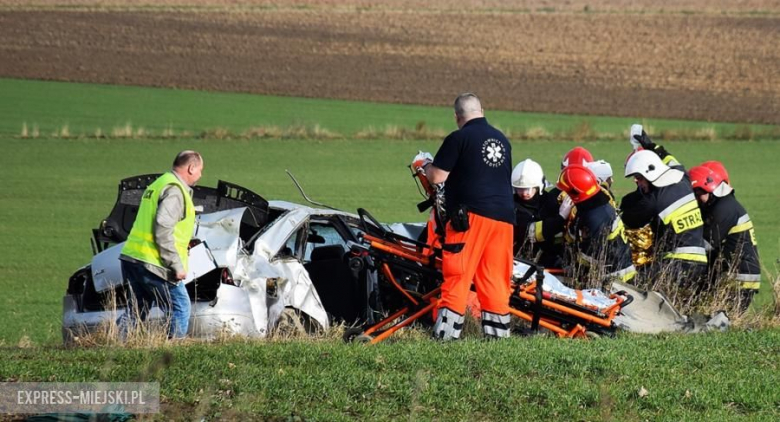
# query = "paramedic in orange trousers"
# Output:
<box><xmin>417</xmin><ymin>93</ymin><xmax>515</xmax><ymax>340</ymax></box>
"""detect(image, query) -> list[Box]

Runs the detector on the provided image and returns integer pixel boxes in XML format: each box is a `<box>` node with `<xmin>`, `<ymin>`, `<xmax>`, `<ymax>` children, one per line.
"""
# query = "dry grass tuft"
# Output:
<box><xmin>522</xmin><ymin>126</ymin><xmax>551</xmax><ymax>140</ymax></box>
<box><xmin>731</xmin><ymin>125</ymin><xmax>754</xmax><ymax>141</ymax></box>
<box><xmin>111</xmin><ymin>122</ymin><xmax>134</xmax><ymax>138</ymax></box>
<box><xmin>200</xmin><ymin>127</ymin><xmax>231</xmax><ymax>140</ymax></box>
<box><xmin>67</xmin><ymin>290</ymin><xmax>175</xmax><ymax>349</ymax></box>
<box><xmin>17</xmin><ymin>335</ymin><xmax>33</xmax><ymax>348</ymax></box>
<box><xmin>568</xmin><ymin>121</ymin><xmax>597</xmax><ymax>142</ymax></box>
<box><xmin>161</xmin><ymin>125</ymin><xmax>176</xmax><ymax>138</ymax></box>
<box><xmin>355</xmin><ymin>122</ymin><xmax>446</xmax><ymax>140</ymax></box>
<box><xmin>693</xmin><ymin>126</ymin><xmax>718</xmax><ymax>141</ymax></box>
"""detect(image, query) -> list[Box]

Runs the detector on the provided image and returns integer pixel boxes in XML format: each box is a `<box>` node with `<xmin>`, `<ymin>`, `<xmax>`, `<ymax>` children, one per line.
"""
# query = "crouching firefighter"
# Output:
<box><xmin>689</xmin><ymin>164</ymin><xmax>761</xmax><ymax>312</ymax></box>
<box><xmin>621</xmin><ymin>129</ymin><xmax>707</xmax><ymax>289</ymax></box>
<box><xmin>557</xmin><ymin>164</ymin><xmax>636</xmax><ymax>286</ymax></box>
<box><xmin>511</xmin><ymin>158</ymin><xmax>565</xmax><ymax>268</ymax></box>
<box><xmin>415</xmin><ymin>93</ymin><xmax>515</xmax><ymax>340</ymax></box>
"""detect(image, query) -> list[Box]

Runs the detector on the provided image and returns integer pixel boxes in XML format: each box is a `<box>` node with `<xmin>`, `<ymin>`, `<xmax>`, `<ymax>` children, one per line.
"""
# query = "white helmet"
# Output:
<box><xmin>586</xmin><ymin>160</ymin><xmax>613</xmax><ymax>184</ymax></box>
<box><xmin>624</xmin><ymin>150</ymin><xmax>683</xmax><ymax>187</ymax></box>
<box><xmin>511</xmin><ymin>158</ymin><xmax>545</xmax><ymax>191</ymax></box>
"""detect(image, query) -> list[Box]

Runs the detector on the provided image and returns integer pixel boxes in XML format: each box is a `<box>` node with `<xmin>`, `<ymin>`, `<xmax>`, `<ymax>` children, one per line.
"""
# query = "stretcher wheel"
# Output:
<box><xmin>343</xmin><ymin>327</ymin><xmax>365</xmax><ymax>343</ymax></box>
<box><xmin>585</xmin><ymin>331</ymin><xmax>601</xmax><ymax>339</ymax></box>
<box><xmin>354</xmin><ymin>334</ymin><xmax>373</xmax><ymax>344</ymax></box>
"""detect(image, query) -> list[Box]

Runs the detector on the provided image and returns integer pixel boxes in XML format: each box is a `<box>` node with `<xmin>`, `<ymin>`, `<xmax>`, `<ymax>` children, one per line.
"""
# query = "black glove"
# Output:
<box><xmin>633</xmin><ymin>130</ymin><xmax>657</xmax><ymax>151</ymax></box>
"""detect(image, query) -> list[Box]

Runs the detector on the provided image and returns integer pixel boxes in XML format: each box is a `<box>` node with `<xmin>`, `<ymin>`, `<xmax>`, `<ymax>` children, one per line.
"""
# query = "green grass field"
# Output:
<box><xmin>2</xmin><ymin>331</ymin><xmax>779</xmax><ymax>420</ymax></box>
<box><xmin>2</xmin><ymin>78</ymin><xmax>777</xmax><ymax>140</ymax></box>
<box><xmin>1</xmin><ymin>78</ymin><xmax>778</xmax><ymax>419</ymax></box>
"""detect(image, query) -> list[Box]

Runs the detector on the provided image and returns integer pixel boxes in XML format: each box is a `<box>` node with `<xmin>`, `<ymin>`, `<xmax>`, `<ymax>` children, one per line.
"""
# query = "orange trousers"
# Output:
<box><xmin>438</xmin><ymin>212</ymin><xmax>513</xmax><ymax>316</ymax></box>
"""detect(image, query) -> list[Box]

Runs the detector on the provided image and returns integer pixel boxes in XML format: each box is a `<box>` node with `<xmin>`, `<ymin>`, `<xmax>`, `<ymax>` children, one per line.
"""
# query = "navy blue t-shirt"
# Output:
<box><xmin>433</xmin><ymin>117</ymin><xmax>515</xmax><ymax>224</ymax></box>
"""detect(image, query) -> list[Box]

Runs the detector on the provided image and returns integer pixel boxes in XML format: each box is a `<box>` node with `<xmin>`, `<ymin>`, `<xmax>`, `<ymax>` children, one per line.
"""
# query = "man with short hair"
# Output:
<box><xmin>413</xmin><ymin>93</ymin><xmax>515</xmax><ymax>340</ymax></box>
<box><xmin>118</xmin><ymin>150</ymin><xmax>203</xmax><ymax>339</ymax></box>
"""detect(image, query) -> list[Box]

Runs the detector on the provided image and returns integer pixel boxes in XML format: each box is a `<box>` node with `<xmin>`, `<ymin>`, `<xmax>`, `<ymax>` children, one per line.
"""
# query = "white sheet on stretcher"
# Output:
<box><xmin>512</xmin><ymin>261</ymin><xmax>618</xmax><ymax>312</ymax></box>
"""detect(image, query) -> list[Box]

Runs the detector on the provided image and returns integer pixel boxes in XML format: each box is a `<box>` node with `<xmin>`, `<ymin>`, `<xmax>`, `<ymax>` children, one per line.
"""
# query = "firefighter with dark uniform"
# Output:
<box><xmin>621</xmin><ymin>129</ymin><xmax>707</xmax><ymax>289</ymax></box>
<box><xmin>557</xmin><ymin>164</ymin><xmax>636</xmax><ymax>286</ymax></box>
<box><xmin>688</xmin><ymin>164</ymin><xmax>760</xmax><ymax>312</ymax></box>
<box><xmin>413</xmin><ymin>93</ymin><xmax>515</xmax><ymax>340</ymax></box>
<box><xmin>544</xmin><ymin>146</ymin><xmax>596</xmax><ymax>204</ymax></box>
<box><xmin>544</xmin><ymin>146</ymin><xmax>596</xmax><ymax>268</ymax></box>
<box><xmin>511</xmin><ymin>158</ymin><xmax>565</xmax><ymax>269</ymax></box>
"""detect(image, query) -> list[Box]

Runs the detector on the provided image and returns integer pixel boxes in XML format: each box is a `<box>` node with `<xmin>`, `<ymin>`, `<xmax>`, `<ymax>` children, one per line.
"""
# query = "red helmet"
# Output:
<box><xmin>557</xmin><ymin>164</ymin><xmax>600</xmax><ymax>204</ymax></box>
<box><xmin>689</xmin><ymin>165</ymin><xmax>724</xmax><ymax>194</ymax></box>
<box><xmin>561</xmin><ymin>146</ymin><xmax>594</xmax><ymax>169</ymax></box>
<box><xmin>701</xmin><ymin>161</ymin><xmax>730</xmax><ymax>184</ymax></box>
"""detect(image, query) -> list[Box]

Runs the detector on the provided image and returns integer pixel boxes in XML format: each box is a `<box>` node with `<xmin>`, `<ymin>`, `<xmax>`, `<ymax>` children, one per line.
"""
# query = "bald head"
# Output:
<box><xmin>172</xmin><ymin>150</ymin><xmax>204</xmax><ymax>186</ymax></box>
<box><xmin>453</xmin><ymin>93</ymin><xmax>484</xmax><ymax>128</ymax></box>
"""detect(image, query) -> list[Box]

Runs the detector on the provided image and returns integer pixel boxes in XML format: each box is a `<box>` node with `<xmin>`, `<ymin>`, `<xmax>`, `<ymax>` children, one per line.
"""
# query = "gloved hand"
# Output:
<box><xmin>558</xmin><ymin>195</ymin><xmax>574</xmax><ymax>220</ymax></box>
<box><xmin>632</xmin><ymin>129</ymin><xmax>657</xmax><ymax>151</ymax></box>
<box><xmin>411</xmin><ymin>151</ymin><xmax>434</xmax><ymax>171</ymax></box>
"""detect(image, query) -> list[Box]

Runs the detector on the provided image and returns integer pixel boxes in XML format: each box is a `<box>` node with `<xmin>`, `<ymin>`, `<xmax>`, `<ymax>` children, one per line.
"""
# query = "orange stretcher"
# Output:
<box><xmin>343</xmin><ymin>209</ymin><xmax>442</xmax><ymax>344</ymax></box>
<box><xmin>508</xmin><ymin>263</ymin><xmax>632</xmax><ymax>338</ymax></box>
<box><xmin>343</xmin><ymin>209</ymin><xmax>633</xmax><ymax>343</ymax></box>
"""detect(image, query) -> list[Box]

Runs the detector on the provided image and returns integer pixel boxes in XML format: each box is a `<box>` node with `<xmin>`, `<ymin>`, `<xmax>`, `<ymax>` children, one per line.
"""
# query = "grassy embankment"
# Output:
<box><xmin>1</xmin><ymin>78</ymin><xmax>778</xmax><ymax>419</ymax></box>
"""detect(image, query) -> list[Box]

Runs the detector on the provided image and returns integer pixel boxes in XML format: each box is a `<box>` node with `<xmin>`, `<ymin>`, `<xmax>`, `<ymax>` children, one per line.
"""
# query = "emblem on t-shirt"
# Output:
<box><xmin>481</xmin><ymin>138</ymin><xmax>506</xmax><ymax>167</ymax></box>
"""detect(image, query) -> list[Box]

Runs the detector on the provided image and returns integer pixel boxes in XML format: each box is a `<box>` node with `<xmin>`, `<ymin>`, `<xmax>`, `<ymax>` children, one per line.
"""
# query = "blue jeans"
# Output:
<box><xmin>117</xmin><ymin>260</ymin><xmax>191</xmax><ymax>339</ymax></box>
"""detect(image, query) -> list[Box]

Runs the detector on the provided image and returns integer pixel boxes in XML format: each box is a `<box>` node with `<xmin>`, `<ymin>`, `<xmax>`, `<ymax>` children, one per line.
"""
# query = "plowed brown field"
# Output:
<box><xmin>1</xmin><ymin>1</ymin><xmax>779</xmax><ymax>123</ymax></box>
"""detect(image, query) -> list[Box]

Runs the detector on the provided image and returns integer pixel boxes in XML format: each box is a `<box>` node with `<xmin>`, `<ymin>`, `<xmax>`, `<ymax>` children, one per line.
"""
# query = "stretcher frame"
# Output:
<box><xmin>344</xmin><ymin>209</ymin><xmax>632</xmax><ymax>343</ymax></box>
<box><xmin>344</xmin><ymin>211</ymin><xmax>442</xmax><ymax>344</ymax></box>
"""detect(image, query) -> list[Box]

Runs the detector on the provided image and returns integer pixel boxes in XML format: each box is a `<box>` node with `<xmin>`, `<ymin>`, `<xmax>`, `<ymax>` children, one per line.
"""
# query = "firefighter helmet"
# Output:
<box><xmin>701</xmin><ymin>160</ymin><xmax>730</xmax><ymax>184</ymax></box>
<box><xmin>624</xmin><ymin>146</ymin><xmax>643</xmax><ymax>168</ymax></box>
<box><xmin>511</xmin><ymin>158</ymin><xmax>545</xmax><ymax>191</ymax></box>
<box><xmin>625</xmin><ymin>149</ymin><xmax>684</xmax><ymax>187</ymax></box>
<box><xmin>585</xmin><ymin>159</ymin><xmax>613</xmax><ymax>184</ymax></box>
<box><xmin>557</xmin><ymin>164</ymin><xmax>600</xmax><ymax>204</ymax></box>
<box><xmin>689</xmin><ymin>165</ymin><xmax>723</xmax><ymax>193</ymax></box>
<box><xmin>561</xmin><ymin>146</ymin><xmax>594</xmax><ymax>169</ymax></box>
<box><xmin>625</xmin><ymin>149</ymin><xmax>667</xmax><ymax>182</ymax></box>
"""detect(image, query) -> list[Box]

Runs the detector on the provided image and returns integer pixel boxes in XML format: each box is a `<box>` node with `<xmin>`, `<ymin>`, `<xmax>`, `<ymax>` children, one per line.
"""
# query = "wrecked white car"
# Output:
<box><xmin>63</xmin><ymin>174</ymin><xmax>392</xmax><ymax>343</ymax></box>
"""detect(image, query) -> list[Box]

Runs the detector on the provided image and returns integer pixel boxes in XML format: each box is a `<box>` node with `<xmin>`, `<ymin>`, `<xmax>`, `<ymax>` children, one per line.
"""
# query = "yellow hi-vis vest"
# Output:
<box><xmin>121</xmin><ymin>172</ymin><xmax>196</xmax><ymax>272</ymax></box>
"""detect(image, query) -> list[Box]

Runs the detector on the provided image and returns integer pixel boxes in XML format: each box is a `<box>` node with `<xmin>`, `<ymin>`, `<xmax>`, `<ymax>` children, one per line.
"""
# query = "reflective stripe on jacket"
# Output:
<box><xmin>573</xmin><ymin>191</ymin><xmax>636</xmax><ymax>282</ymax></box>
<box><xmin>622</xmin><ymin>175</ymin><xmax>707</xmax><ymax>265</ymax></box>
<box><xmin>703</xmin><ymin>193</ymin><xmax>761</xmax><ymax>290</ymax></box>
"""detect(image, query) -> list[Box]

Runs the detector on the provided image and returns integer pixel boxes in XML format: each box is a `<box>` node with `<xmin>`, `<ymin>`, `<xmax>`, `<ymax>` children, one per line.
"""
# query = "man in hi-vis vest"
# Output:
<box><xmin>118</xmin><ymin>151</ymin><xmax>204</xmax><ymax>339</ymax></box>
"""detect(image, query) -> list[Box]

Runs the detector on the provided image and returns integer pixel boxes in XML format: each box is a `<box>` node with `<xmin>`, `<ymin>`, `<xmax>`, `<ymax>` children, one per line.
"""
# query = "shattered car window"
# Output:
<box><xmin>304</xmin><ymin>223</ymin><xmax>349</xmax><ymax>262</ymax></box>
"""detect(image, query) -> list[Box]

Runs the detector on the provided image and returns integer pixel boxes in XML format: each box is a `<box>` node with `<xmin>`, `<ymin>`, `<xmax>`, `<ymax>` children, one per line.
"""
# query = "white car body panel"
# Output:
<box><xmin>91</xmin><ymin>243</ymin><xmax>124</xmax><ymax>293</ymax></box>
<box><xmin>64</xmin><ymin>203</ymin><xmax>343</xmax><ymax>342</ymax></box>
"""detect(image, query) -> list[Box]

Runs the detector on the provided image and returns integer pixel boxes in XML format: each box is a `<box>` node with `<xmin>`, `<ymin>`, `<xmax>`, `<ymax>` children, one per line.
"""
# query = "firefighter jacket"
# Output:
<box><xmin>620</xmin><ymin>174</ymin><xmax>707</xmax><ymax>266</ymax></box>
<box><xmin>701</xmin><ymin>192</ymin><xmax>761</xmax><ymax>291</ymax></box>
<box><xmin>513</xmin><ymin>190</ymin><xmax>565</xmax><ymax>269</ymax></box>
<box><xmin>572</xmin><ymin>191</ymin><xmax>636</xmax><ymax>282</ymax></box>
